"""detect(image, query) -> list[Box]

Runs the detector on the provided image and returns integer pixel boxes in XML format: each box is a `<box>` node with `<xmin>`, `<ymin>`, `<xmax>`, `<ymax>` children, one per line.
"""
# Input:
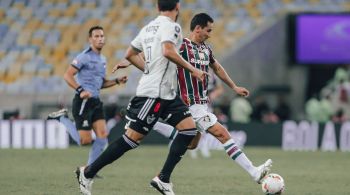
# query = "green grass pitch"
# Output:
<box><xmin>0</xmin><ymin>146</ymin><xmax>349</xmax><ymax>195</ymax></box>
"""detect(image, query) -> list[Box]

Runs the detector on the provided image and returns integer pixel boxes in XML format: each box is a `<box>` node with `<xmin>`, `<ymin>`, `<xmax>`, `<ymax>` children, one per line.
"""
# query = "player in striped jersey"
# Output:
<box><xmin>152</xmin><ymin>13</ymin><xmax>273</xmax><ymax>185</ymax></box>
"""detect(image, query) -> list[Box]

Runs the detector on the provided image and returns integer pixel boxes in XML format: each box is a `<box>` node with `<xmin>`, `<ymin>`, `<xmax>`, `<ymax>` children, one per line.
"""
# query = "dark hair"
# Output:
<box><xmin>89</xmin><ymin>26</ymin><xmax>103</xmax><ymax>37</ymax></box>
<box><xmin>158</xmin><ymin>0</ymin><xmax>179</xmax><ymax>11</ymax></box>
<box><xmin>190</xmin><ymin>13</ymin><xmax>214</xmax><ymax>31</ymax></box>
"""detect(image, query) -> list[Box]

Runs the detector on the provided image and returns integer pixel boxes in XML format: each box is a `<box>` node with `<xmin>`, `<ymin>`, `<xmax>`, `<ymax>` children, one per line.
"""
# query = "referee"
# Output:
<box><xmin>48</xmin><ymin>26</ymin><xmax>127</xmax><ymax>168</ymax></box>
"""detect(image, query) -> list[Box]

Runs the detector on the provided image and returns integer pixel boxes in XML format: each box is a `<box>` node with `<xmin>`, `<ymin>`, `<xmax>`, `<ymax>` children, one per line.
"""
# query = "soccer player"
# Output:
<box><xmin>47</xmin><ymin>26</ymin><xmax>127</xmax><ymax>168</ymax></box>
<box><xmin>154</xmin><ymin>12</ymin><xmax>272</xmax><ymax>184</ymax></box>
<box><xmin>116</xmin><ymin>13</ymin><xmax>273</xmax><ymax>186</ymax></box>
<box><xmin>75</xmin><ymin>1</ymin><xmax>206</xmax><ymax>195</ymax></box>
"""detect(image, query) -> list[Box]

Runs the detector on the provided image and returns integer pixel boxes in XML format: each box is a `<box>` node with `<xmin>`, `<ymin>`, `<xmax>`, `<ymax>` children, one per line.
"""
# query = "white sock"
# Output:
<box><xmin>153</xmin><ymin>122</ymin><xmax>177</xmax><ymax>140</ymax></box>
<box><xmin>223</xmin><ymin>139</ymin><xmax>256</xmax><ymax>176</ymax></box>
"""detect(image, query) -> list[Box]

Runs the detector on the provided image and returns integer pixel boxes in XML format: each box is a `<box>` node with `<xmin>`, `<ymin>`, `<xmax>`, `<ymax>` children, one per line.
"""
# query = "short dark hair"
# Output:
<box><xmin>190</xmin><ymin>13</ymin><xmax>214</xmax><ymax>31</ymax></box>
<box><xmin>89</xmin><ymin>26</ymin><xmax>103</xmax><ymax>37</ymax></box>
<box><xmin>158</xmin><ymin>0</ymin><xmax>179</xmax><ymax>11</ymax></box>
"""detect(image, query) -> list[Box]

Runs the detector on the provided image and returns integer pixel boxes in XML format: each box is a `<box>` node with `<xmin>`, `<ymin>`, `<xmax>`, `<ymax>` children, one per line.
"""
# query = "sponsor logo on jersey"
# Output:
<box><xmin>190</xmin><ymin>58</ymin><xmax>210</xmax><ymax>65</ymax></box>
<box><xmin>147</xmin><ymin>114</ymin><xmax>156</xmax><ymax>124</ymax></box>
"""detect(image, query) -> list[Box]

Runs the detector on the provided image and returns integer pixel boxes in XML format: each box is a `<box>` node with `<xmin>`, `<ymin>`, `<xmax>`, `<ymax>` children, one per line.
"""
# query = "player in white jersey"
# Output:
<box><xmin>75</xmin><ymin>1</ymin><xmax>206</xmax><ymax>195</ymax></box>
<box><xmin>115</xmin><ymin>12</ymin><xmax>273</xmax><ymax>191</ymax></box>
<box><xmin>131</xmin><ymin>15</ymin><xmax>182</xmax><ymax>99</ymax></box>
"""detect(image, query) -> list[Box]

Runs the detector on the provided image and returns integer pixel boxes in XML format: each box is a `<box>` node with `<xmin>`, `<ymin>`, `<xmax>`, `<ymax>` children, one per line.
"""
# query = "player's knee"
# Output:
<box><xmin>80</xmin><ymin>137</ymin><xmax>93</xmax><ymax>145</ymax></box>
<box><xmin>95</xmin><ymin>130</ymin><xmax>108</xmax><ymax>138</ymax></box>
<box><xmin>187</xmin><ymin>142</ymin><xmax>198</xmax><ymax>150</ymax></box>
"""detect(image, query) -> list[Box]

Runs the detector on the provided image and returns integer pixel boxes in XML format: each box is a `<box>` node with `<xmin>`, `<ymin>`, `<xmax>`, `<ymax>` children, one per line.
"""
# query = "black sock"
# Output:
<box><xmin>158</xmin><ymin>128</ymin><xmax>197</xmax><ymax>183</ymax></box>
<box><xmin>84</xmin><ymin>134</ymin><xmax>138</xmax><ymax>178</ymax></box>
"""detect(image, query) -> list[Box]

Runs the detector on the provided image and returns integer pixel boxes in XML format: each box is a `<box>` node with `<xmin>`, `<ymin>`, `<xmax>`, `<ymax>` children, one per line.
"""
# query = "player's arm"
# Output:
<box><xmin>125</xmin><ymin>46</ymin><xmax>145</xmax><ymax>71</ymax></box>
<box><xmin>162</xmin><ymin>42</ymin><xmax>207</xmax><ymax>81</ymax></box>
<box><xmin>210</xmin><ymin>61</ymin><xmax>249</xmax><ymax>97</ymax></box>
<box><xmin>112</xmin><ymin>53</ymin><xmax>145</xmax><ymax>73</ymax></box>
<box><xmin>101</xmin><ymin>76</ymin><xmax>128</xmax><ymax>89</ymax></box>
<box><xmin>63</xmin><ymin>65</ymin><xmax>91</xmax><ymax>99</ymax></box>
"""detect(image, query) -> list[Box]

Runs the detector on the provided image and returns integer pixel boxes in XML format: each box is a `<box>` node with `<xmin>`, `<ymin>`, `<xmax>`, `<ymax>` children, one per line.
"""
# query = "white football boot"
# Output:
<box><xmin>253</xmin><ymin>159</ymin><xmax>273</xmax><ymax>184</ymax></box>
<box><xmin>75</xmin><ymin>167</ymin><xmax>93</xmax><ymax>195</ymax></box>
<box><xmin>150</xmin><ymin>176</ymin><xmax>175</xmax><ymax>195</ymax></box>
<box><xmin>47</xmin><ymin>108</ymin><xmax>68</xmax><ymax>120</ymax></box>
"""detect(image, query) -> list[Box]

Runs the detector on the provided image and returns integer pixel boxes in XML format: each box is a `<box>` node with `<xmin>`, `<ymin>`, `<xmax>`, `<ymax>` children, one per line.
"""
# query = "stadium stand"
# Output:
<box><xmin>0</xmin><ymin>0</ymin><xmax>348</xmax><ymax>95</ymax></box>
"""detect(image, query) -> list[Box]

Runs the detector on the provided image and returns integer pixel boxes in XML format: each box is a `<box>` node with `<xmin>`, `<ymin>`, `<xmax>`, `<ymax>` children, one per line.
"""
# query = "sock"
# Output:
<box><xmin>223</xmin><ymin>139</ymin><xmax>256</xmax><ymax>176</ymax></box>
<box><xmin>153</xmin><ymin>122</ymin><xmax>178</xmax><ymax>140</ymax></box>
<box><xmin>199</xmin><ymin>135</ymin><xmax>211</xmax><ymax>158</ymax></box>
<box><xmin>59</xmin><ymin>116</ymin><xmax>81</xmax><ymax>145</ymax></box>
<box><xmin>158</xmin><ymin>128</ymin><xmax>197</xmax><ymax>183</ymax></box>
<box><xmin>87</xmin><ymin>137</ymin><xmax>108</xmax><ymax>165</ymax></box>
<box><xmin>84</xmin><ymin>134</ymin><xmax>138</xmax><ymax>178</ymax></box>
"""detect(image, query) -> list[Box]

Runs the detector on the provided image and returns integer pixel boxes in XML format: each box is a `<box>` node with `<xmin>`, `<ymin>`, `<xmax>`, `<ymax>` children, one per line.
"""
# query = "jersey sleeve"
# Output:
<box><xmin>131</xmin><ymin>31</ymin><xmax>143</xmax><ymax>52</ymax></box>
<box><xmin>71</xmin><ymin>54</ymin><xmax>85</xmax><ymax>70</ymax></box>
<box><xmin>179</xmin><ymin>39</ymin><xmax>186</xmax><ymax>54</ymax></box>
<box><xmin>160</xmin><ymin>23</ymin><xmax>182</xmax><ymax>45</ymax></box>
<box><xmin>208</xmin><ymin>45</ymin><xmax>216</xmax><ymax>64</ymax></box>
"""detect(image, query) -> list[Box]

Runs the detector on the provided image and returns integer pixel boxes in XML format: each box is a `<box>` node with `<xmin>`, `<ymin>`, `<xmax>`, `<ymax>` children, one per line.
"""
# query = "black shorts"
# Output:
<box><xmin>125</xmin><ymin>95</ymin><xmax>192</xmax><ymax>135</ymax></box>
<box><xmin>72</xmin><ymin>95</ymin><xmax>105</xmax><ymax>130</ymax></box>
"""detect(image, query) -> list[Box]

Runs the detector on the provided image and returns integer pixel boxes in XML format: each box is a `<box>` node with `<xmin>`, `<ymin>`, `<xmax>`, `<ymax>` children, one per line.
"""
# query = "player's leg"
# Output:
<box><xmin>82</xmin><ymin>97</ymin><xmax>159</xmax><ymax>179</ymax></box>
<box><xmin>82</xmin><ymin>127</ymin><xmax>142</xmax><ymax>179</ymax></box>
<box><xmin>87</xmin><ymin>101</ymin><xmax>109</xmax><ymax>165</ymax></box>
<box><xmin>155</xmin><ymin>97</ymin><xmax>197</xmax><ymax>184</ymax></box>
<box><xmin>89</xmin><ymin>119</ymin><xmax>108</xmax><ymax>165</ymax></box>
<box><xmin>207</xmin><ymin>122</ymin><xmax>272</xmax><ymax>183</ymax></box>
<box><xmin>153</xmin><ymin>121</ymin><xmax>201</xmax><ymax>149</ymax></box>
<box><xmin>47</xmin><ymin>108</ymin><xmax>81</xmax><ymax>145</ymax></box>
<box><xmin>153</xmin><ymin>121</ymin><xmax>177</xmax><ymax>140</ymax></box>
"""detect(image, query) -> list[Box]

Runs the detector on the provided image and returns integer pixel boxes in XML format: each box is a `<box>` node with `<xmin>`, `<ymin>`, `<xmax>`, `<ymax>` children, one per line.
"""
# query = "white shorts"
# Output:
<box><xmin>189</xmin><ymin>104</ymin><xmax>217</xmax><ymax>132</ymax></box>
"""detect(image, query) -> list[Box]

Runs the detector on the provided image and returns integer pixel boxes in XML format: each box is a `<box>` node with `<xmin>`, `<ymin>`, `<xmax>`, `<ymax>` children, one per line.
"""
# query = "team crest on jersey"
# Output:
<box><xmin>175</xmin><ymin>25</ymin><xmax>180</xmax><ymax>33</ymax></box>
<box><xmin>147</xmin><ymin>114</ymin><xmax>156</xmax><ymax>124</ymax></box>
<box><xmin>199</xmin><ymin>52</ymin><xmax>205</xmax><ymax>60</ymax></box>
<box><xmin>82</xmin><ymin>120</ymin><xmax>89</xmax><ymax>127</ymax></box>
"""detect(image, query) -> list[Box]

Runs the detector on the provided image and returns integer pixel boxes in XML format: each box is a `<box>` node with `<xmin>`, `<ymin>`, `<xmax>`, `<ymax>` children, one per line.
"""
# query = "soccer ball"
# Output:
<box><xmin>261</xmin><ymin>173</ymin><xmax>285</xmax><ymax>195</ymax></box>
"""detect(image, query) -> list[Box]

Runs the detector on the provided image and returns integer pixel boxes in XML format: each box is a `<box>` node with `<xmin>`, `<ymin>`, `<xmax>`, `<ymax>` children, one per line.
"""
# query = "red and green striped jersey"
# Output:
<box><xmin>177</xmin><ymin>38</ymin><xmax>216</xmax><ymax>105</ymax></box>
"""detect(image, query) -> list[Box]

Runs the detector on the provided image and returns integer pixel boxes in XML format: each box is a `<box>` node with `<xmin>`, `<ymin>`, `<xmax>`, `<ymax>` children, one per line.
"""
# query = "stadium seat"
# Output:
<box><xmin>0</xmin><ymin>0</ymin><xmax>347</xmax><ymax>94</ymax></box>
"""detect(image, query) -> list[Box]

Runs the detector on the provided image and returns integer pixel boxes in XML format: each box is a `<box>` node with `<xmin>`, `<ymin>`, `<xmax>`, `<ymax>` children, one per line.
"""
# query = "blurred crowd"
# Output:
<box><xmin>305</xmin><ymin>66</ymin><xmax>350</xmax><ymax>123</ymax></box>
<box><xmin>211</xmin><ymin>65</ymin><xmax>350</xmax><ymax>124</ymax></box>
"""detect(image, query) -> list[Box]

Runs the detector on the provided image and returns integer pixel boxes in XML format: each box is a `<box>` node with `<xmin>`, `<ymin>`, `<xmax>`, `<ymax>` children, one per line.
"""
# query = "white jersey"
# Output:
<box><xmin>131</xmin><ymin>15</ymin><xmax>183</xmax><ymax>100</ymax></box>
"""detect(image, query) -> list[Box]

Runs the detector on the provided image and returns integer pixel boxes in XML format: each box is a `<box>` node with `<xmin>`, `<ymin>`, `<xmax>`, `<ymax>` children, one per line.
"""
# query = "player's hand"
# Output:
<box><xmin>117</xmin><ymin>76</ymin><xmax>128</xmax><ymax>84</ymax></box>
<box><xmin>80</xmin><ymin>90</ymin><xmax>92</xmax><ymax>99</ymax></box>
<box><xmin>233</xmin><ymin>86</ymin><xmax>249</xmax><ymax>97</ymax></box>
<box><xmin>112</xmin><ymin>60</ymin><xmax>131</xmax><ymax>73</ymax></box>
<box><xmin>191</xmin><ymin>69</ymin><xmax>209</xmax><ymax>82</ymax></box>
